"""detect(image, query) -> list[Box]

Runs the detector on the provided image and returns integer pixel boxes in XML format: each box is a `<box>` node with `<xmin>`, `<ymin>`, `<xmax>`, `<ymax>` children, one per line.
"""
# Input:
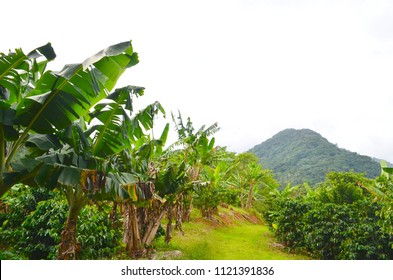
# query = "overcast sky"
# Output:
<box><xmin>3</xmin><ymin>0</ymin><xmax>393</xmax><ymax>161</ymax></box>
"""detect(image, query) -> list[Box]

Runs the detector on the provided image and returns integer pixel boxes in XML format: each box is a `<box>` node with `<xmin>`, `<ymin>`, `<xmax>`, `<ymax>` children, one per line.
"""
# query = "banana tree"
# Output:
<box><xmin>170</xmin><ymin>112</ymin><xmax>219</xmax><ymax>221</ymax></box>
<box><xmin>230</xmin><ymin>153</ymin><xmax>278</xmax><ymax>209</ymax></box>
<box><xmin>155</xmin><ymin>150</ymin><xmax>189</xmax><ymax>244</ymax></box>
<box><xmin>113</xmin><ymin>119</ymin><xmax>205</xmax><ymax>254</ymax></box>
<box><xmin>114</xmin><ymin>125</ymin><xmax>172</xmax><ymax>258</ymax></box>
<box><xmin>244</xmin><ymin>162</ymin><xmax>264</xmax><ymax>209</ymax></box>
<box><xmin>115</xmin><ymin>124</ymin><xmax>195</xmax><ymax>255</ymax></box>
<box><xmin>0</xmin><ymin>41</ymin><xmax>138</xmax><ymax>198</ymax></box>
<box><xmin>193</xmin><ymin>161</ymin><xmax>234</xmax><ymax>219</ymax></box>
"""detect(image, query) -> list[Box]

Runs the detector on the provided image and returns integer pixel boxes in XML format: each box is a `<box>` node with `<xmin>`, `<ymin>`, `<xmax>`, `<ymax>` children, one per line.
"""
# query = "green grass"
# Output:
<box><xmin>154</xmin><ymin>208</ymin><xmax>308</xmax><ymax>260</ymax></box>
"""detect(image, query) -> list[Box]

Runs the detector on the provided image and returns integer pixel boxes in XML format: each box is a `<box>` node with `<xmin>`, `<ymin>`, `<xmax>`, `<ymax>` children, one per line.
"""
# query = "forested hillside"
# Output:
<box><xmin>249</xmin><ymin>129</ymin><xmax>381</xmax><ymax>185</ymax></box>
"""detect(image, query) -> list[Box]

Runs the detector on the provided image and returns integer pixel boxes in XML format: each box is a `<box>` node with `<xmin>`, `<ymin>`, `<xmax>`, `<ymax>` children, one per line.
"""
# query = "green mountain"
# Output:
<box><xmin>248</xmin><ymin>128</ymin><xmax>381</xmax><ymax>186</ymax></box>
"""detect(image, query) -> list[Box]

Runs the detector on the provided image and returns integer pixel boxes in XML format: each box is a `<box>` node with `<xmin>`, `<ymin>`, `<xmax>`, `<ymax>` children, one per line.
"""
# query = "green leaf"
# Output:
<box><xmin>3</xmin><ymin>166</ymin><xmax>40</xmax><ymax>190</ymax></box>
<box><xmin>0</xmin><ymin>43</ymin><xmax>55</xmax><ymax>103</ymax></box>
<box><xmin>3</xmin><ymin>125</ymin><xmax>18</xmax><ymax>141</ymax></box>
<box><xmin>104</xmin><ymin>172</ymin><xmax>138</xmax><ymax>200</ymax></box>
<box><xmin>34</xmin><ymin>164</ymin><xmax>62</xmax><ymax>188</ymax></box>
<box><xmin>58</xmin><ymin>167</ymin><xmax>82</xmax><ymax>187</ymax></box>
<box><xmin>3</xmin><ymin>41</ymin><xmax>139</xmax><ymax>170</ymax></box>
<box><xmin>90</xmin><ymin>103</ymin><xmax>130</xmax><ymax>157</ymax></box>
<box><xmin>208</xmin><ymin>137</ymin><xmax>215</xmax><ymax>150</ymax></box>
<box><xmin>129</xmin><ymin>101</ymin><xmax>165</xmax><ymax>140</ymax></box>
<box><xmin>0</xmin><ymin>101</ymin><xmax>16</xmax><ymax>125</ymax></box>
<box><xmin>89</xmin><ymin>88</ymin><xmax>163</xmax><ymax>158</ymax></box>
<box><xmin>381</xmin><ymin>160</ymin><xmax>393</xmax><ymax>176</ymax></box>
<box><xmin>62</xmin><ymin>122</ymin><xmax>91</xmax><ymax>154</ymax></box>
<box><xmin>159</xmin><ymin>123</ymin><xmax>170</xmax><ymax>145</ymax></box>
<box><xmin>28</xmin><ymin>43</ymin><xmax>56</xmax><ymax>61</ymax></box>
<box><xmin>107</xmin><ymin>85</ymin><xmax>144</xmax><ymax>112</ymax></box>
<box><xmin>26</xmin><ymin>134</ymin><xmax>61</xmax><ymax>151</ymax></box>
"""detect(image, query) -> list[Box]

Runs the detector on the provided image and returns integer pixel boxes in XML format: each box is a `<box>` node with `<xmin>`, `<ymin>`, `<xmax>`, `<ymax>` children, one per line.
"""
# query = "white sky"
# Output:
<box><xmin>2</xmin><ymin>0</ymin><xmax>393</xmax><ymax>161</ymax></box>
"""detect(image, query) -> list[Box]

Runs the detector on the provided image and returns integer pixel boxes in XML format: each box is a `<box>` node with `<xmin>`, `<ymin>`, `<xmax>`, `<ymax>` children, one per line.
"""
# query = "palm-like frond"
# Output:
<box><xmin>88</xmin><ymin>86</ymin><xmax>139</xmax><ymax>157</ymax></box>
<box><xmin>129</xmin><ymin>101</ymin><xmax>165</xmax><ymax>140</ymax></box>
<box><xmin>196</xmin><ymin>122</ymin><xmax>219</xmax><ymax>138</ymax></box>
<box><xmin>62</xmin><ymin>122</ymin><xmax>91</xmax><ymax>154</ymax></box>
<box><xmin>171</xmin><ymin>111</ymin><xmax>187</xmax><ymax>139</ymax></box>
<box><xmin>0</xmin><ymin>43</ymin><xmax>55</xmax><ymax>102</ymax></box>
<box><xmin>170</xmin><ymin>112</ymin><xmax>219</xmax><ymax>153</ymax></box>
<box><xmin>88</xmin><ymin>87</ymin><xmax>163</xmax><ymax>158</ymax></box>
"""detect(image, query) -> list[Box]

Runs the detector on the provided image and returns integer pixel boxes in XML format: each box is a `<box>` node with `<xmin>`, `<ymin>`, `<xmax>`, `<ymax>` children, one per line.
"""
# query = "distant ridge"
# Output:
<box><xmin>248</xmin><ymin>128</ymin><xmax>381</xmax><ymax>185</ymax></box>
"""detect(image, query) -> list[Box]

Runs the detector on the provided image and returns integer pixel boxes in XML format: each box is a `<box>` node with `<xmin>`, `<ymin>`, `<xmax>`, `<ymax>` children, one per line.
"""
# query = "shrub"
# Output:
<box><xmin>269</xmin><ymin>197</ymin><xmax>393</xmax><ymax>259</ymax></box>
<box><xmin>77</xmin><ymin>203</ymin><xmax>122</xmax><ymax>259</ymax></box>
<box><xmin>271</xmin><ymin>199</ymin><xmax>312</xmax><ymax>250</ymax></box>
<box><xmin>18</xmin><ymin>198</ymin><xmax>68</xmax><ymax>259</ymax></box>
<box><xmin>0</xmin><ymin>185</ymin><xmax>58</xmax><ymax>258</ymax></box>
<box><xmin>1</xmin><ymin>186</ymin><xmax>123</xmax><ymax>259</ymax></box>
<box><xmin>267</xmin><ymin>172</ymin><xmax>393</xmax><ymax>259</ymax></box>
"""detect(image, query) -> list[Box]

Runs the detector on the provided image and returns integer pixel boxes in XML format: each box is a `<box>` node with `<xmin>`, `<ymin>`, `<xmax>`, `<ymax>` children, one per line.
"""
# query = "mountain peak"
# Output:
<box><xmin>249</xmin><ymin>128</ymin><xmax>380</xmax><ymax>185</ymax></box>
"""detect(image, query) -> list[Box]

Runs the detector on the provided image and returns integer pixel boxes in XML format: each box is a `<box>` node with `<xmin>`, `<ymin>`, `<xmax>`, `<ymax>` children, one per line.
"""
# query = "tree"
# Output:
<box><xmin>1</xmin><ymin>41</ymin><xmax>164</xmax><ymax>259</ymax></box>
<box><xmin>231</xmin><ymin>153</ymin><xmax>278</xmax><ymax>209</ymax></box>
<box><xmin>0</xmin><ymin>41</ymin><xmax>139</xmax><ymax>197</ymax></box>
<box><xmin>194</xmin><ymin>160</ymin><xmax>233</xmax><ymax>219</ymax></box>
<box><xmin>170</xmin><ymin>112</ymin><xmax>219</xmax><ymax>221</ymax></box>
<box><xmin>47</xmin><ymin>88</ymin><xmax>164</xmax><ymax>259</ymax></box>
<box><xmin>114</xmin><ymin>125</ymin><xmax>179</xmax><ymax>257</ymax></box>
<box><xmin>154</xmin><ymin>149</ymin><xmax>188</xmax><ymax>244</ymax></box>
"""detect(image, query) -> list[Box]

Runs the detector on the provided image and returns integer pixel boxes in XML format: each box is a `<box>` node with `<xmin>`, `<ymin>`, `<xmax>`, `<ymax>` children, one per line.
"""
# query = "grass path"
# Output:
<box><xmin>154</xmin><ymin>210</ymin><xmax>308</xmax><ymax>260</ymax></box>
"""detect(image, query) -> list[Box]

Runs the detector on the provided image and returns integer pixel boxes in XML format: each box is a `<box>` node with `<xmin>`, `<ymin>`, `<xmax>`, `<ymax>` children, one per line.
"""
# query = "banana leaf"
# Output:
<box><xmin>0</xmin><ymin>43</ymin><xmax>55</xmax><ymax>102</ymax></box>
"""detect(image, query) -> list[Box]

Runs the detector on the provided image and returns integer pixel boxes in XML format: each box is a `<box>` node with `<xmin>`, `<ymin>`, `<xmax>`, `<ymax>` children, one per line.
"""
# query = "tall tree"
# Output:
<box><xmin>1</xmin><ymin>41</ymin><xmax>165</xmax><ymax>259</ymax></box>
<box><xmin>170</xmin><ymin>112</ymin><xmax>219</xmax><ymax>221</ymax></box>
<box><xmin>0</xmin><ymin>41</ymin><xmax>138</xmax><ymax>198</ymax></box>
<box><xmin>231</xmin><ymin>153</ymin><xmax>278</xmax><ymax>209</ymax></box>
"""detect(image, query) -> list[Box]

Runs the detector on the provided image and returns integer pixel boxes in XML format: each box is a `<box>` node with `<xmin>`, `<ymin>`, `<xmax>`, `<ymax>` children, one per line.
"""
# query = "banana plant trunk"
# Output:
<box><xmin>165</xmin><ymin>205</ymin><xmax>174</xmax><ymax>244</ymax></box>
<box><xmin>246</xmin><ymin>183</ymin><xmax>255</xmax><ymax>209</ymax></box>
<box><xmin>58</xmin><ymin>208</ymin><xmax>80</xmax><ymax>260</ymax></box>
<box><xmin>201</xmin><ymin>206</ymin><xmax>215</xmax><ymax>220</ymax></box>
<box><xmin>182</xmin><ymin>203</ymin><xmax>192</xmax><ymax>222</ymax></box>
<box><xmin>123</xmin><ymin>199</ymin><xmax>168</xmax><ymax>258</ymax></box>
<box><xmin>123</xmin><ymin>202</ymin><xmax>144</xmax><ymax>258</ymax></box>
<box><xmin>174</xmin><ymin>199</ymin><xmax>185</xmax><ymax>235</ymax></box>
<box><xmin>58</xmin><ymin>186</ymin><xmax>88</xmax><ymax>260</ymax></box>
<box><xmin>182</xmin><ymin>166</ymin><xmax>199</xmax><ymax>222</ymax></box>
<box><xmin>181</xmin><ymin>193</ymin><xmax>193</xmax><ymax>222</ymax></box>
<box><xmin>142</xmin><ymin>202</ymin><xmax>167</xmax><ymax>246</ymax></box>
<box><xmin>240</xmin><ymin>192</ymin><xmax>245</xmax><ymax>209</ymax></box>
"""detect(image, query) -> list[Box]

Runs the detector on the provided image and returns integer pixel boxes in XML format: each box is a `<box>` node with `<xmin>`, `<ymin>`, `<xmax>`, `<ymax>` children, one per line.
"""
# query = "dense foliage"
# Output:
<box><xmin>1</xmin><ymin>43</ymin><xmax>392</xmax><ymax>261</ymax></box>
<box><xmin>0</xmin><ymin>185</ymin><xmax>122</xmax><ymax>259</ymax></box>
<box><xmin>249</xmin><ymin>129</ymin><xmax>381</xmax><ymax>185</ymax></box>
<box><xmin>265</xmin><ymin>172</ymin><xmax>393</xmax><ymax>259</ymax></box>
